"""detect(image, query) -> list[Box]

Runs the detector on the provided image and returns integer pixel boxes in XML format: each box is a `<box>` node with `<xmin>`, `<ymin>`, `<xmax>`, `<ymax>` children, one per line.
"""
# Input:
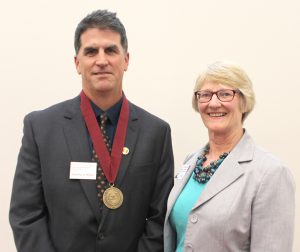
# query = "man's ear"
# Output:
<box><xmin>74</xmin><ymin>56</ymin><xmax>81</xmax><ymax>74</ymax></box>
<box><xmin>124</xmin><ymin>52</ymin><xmax>129</xmax><ymax>72</ymax></box>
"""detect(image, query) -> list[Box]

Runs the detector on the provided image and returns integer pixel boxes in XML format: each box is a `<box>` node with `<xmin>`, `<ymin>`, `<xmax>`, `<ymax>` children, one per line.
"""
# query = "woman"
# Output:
<box><xmin>164</xmin><ymin>61</ymin><xmax>295</xmax><ymax>252</ymax></box>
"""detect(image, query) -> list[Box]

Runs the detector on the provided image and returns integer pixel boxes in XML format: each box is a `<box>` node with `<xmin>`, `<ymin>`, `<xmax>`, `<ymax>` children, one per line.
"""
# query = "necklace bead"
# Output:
<box><xmin>193</xmin><ymin>148</ymin><xmax>228</xmax><ymax>184</ymax></box>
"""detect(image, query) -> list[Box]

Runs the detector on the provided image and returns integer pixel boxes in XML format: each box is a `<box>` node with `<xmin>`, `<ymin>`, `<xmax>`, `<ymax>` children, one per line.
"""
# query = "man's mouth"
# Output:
<box><xmin>93</xmin><ymin>71</ymin><xmax>111</xmax><ymax>75</ymax></box>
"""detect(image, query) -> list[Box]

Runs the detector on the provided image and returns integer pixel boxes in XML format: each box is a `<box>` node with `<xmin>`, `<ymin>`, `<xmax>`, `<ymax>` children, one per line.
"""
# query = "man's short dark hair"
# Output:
<box><xmin>74</xmin><ymin>9</ymin><xmax>128</xmax><ymax>54</ymax></box>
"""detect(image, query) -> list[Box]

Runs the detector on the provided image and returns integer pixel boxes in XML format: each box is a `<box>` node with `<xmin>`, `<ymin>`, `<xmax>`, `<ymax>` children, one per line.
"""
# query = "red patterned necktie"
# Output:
<box><xmin>92</xmin><ymin>113</ymin><xmax>112</xmax><ymax>203</ymax></box>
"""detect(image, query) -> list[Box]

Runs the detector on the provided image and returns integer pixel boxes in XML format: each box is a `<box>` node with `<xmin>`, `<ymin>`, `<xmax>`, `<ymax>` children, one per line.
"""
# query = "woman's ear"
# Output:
<box><xmin>240</xmin><ymin>97</ymin><xmax>248</xmax><ymax>113</ymax></box>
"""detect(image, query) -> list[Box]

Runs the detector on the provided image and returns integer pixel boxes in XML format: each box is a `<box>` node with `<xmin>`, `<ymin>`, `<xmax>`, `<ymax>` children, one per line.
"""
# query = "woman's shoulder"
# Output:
<box><xmin>246</xmin><ymin>144</ymin><xmax>295</xmax><ymax>188</ymax></box>
<box><xmin>182</xmin><ymin>147</ymin><xmax>206</xmax><ymax>165</ymax></box>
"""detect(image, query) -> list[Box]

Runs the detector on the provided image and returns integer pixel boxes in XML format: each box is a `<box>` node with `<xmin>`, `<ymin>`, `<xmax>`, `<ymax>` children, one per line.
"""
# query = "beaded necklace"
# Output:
<box><xmin>193</xmin><ymin>147</ymin><xmax>228</xmax><ymax>184</ymax></box>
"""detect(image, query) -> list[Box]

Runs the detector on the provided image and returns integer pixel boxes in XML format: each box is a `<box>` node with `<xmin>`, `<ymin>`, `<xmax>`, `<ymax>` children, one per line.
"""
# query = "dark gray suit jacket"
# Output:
<box><xmin>10</xmin><ymin>95</ymin><xmax>174</xmax><ymax>252</ymax></box>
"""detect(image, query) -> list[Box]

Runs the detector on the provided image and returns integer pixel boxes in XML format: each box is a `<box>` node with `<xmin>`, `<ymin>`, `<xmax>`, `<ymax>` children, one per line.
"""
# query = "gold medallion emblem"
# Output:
<box><xmin>103</xmin><ymin>186</ymin><xmax>123</xmax><ymax>209</ymax></box>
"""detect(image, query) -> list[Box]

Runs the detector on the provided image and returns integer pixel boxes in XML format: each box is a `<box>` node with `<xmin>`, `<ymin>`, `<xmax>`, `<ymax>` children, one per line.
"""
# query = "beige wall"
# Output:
<box><xmin>1</xmin><ymin>0</ymin><xmax>299</xmax><ymax>251</ymax></box>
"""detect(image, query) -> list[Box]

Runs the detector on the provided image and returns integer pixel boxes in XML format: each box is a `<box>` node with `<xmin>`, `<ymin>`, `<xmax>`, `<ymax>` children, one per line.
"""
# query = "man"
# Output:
<box><xmin>9</xmin><ymin>10</ymin><xmax>174</xmax><ymax>252</ymax></box>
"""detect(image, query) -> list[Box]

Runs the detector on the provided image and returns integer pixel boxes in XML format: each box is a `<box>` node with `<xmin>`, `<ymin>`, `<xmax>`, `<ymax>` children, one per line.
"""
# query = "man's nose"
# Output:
<box><xmin>95</xmin><ymin>51</ymin><xmax>108</xmax><ymax>66</ymax></box>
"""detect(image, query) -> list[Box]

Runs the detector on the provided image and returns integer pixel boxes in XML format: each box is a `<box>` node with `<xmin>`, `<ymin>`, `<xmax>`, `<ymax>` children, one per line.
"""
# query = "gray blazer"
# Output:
<box><xmin>164</xmin><ymin>131</ymin><xmax>295</xmax><ymax>252</ymax></box>
<box><xmin>10</xmin><ymin>95</ymin><xmax>174</xmax><ymax>252</ymax></box>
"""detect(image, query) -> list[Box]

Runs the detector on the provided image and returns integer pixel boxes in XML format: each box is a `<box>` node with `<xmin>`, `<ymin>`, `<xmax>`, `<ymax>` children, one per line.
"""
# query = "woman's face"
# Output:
<box><xmin>197</xmin><ymin>81</ymin><xmax>244</xmax><ymax>136</ymax></box>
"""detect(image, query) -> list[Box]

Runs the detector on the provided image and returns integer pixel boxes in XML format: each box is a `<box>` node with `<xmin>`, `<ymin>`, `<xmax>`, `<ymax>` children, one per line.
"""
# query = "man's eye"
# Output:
<box><xmin>105</xmin><ymin>45</ymin><xmax>119</xmax><ymax>55</ymax></box>
<box><xmin>84</xmin><ymin>48</ymin><xmax>97</xmax><ymax>56</ymax></box>
<box><xmin>106</xmin><ymin>48</ymin><xmax>116</xmax><ymax>54</ymax></box>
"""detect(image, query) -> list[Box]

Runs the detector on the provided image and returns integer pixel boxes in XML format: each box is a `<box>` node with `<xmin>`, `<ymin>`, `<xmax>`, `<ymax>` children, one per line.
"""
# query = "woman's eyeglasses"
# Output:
<box><xmin>194</xmin><ymin>89</ymin><xmax>241</xmax><ymax>103</ymax></box>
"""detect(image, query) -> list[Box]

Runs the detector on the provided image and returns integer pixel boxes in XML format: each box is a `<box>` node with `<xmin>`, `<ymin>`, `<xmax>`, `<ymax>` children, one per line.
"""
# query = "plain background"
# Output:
<box><xmin>1</xmin><ymin>0</ymin><xmax>299</xmax><ymax>251</ymax></box>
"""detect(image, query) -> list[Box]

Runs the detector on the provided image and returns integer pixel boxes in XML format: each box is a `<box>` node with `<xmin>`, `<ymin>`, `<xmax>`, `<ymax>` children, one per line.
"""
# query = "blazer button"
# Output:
<box><xmin>190</xmin><ymin>214</ymin><xmax>198</xmax><ymax>223</ymax></box>
<box><xmin>97</xmin><ymin>232</ymin><xmax>105</xmax><ymax>240</ymax></box>
<box><xmin>185</xmin><ymin>243</ymin><xmax>194</xmax><ymax>252</ymax></box>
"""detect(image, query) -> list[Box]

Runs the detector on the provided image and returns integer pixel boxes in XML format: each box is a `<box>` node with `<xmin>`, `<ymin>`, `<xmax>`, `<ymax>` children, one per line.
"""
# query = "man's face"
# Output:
<box><xmin>75</xmin><ymin>28</ymin><xmax>129</xmax><ymax>100</ymax></box>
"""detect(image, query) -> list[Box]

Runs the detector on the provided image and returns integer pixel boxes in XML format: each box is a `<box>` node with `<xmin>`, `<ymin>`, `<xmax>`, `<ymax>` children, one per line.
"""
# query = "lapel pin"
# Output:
<box><xmin>122</xmin><ymin>147</ymin><xmax>129</xmax><ymax>155</ymax></box>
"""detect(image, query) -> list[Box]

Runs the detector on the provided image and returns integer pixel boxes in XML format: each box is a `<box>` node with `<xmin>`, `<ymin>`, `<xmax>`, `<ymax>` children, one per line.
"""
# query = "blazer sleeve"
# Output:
<box><xmin>9</xmin><ymin>114</ymin><xmax>56</xmax><ymax>252</ymax></box>
<box><xmin>136</xmin><ymin>124</ymin><xmax>174</xmax><ymax>252</ymax></box>
<box><xmin>250</xmin><ymin>163</ymin><xmax>295</xmax><ymax>252</ymax></box>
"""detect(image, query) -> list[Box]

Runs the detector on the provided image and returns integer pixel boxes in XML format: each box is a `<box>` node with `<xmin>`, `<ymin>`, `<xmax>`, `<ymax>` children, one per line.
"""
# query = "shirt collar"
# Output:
<box><xmin>90</xmin><ymin>96</ymin><xmax>123</xmax><ymax>126</ymax></box>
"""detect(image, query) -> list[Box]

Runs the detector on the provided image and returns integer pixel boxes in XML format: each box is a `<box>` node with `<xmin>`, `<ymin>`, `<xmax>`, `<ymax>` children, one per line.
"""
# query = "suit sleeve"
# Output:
<box><xmin>250</xmin><ymin>163</ymin><xmax>295</xmax><ymax>252</ymax></box>
<box><xmin>9</xmin><ymin>114</ymin><xmax>56</xmax><ymax>252</ymax></box>
<box><xmin>136</xmin><ymin>124</ymin><xmax>174</xmax><ymax>252</ymax></box>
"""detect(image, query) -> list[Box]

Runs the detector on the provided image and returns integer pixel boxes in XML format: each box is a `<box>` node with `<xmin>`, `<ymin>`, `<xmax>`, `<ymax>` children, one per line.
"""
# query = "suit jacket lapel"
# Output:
<box><xmin>115</xmin><ymin>102</ymin><xmax>139</xmax><ymax>186</ymax></box>
<box><xmin>62</xmin><ymin>96</ymin><xmax>102</xmax><ymax>222</ymax></box>
<box><xmin>193</xmin><ymin>131</ymin><xmax>254</xmax><ymax>209</ymax></box>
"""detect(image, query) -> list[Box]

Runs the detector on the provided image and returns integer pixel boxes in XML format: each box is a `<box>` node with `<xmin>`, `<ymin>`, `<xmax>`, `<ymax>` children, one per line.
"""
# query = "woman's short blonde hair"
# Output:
<box><xmin>192</xmin><ymin>61</ymin><xmax>255</xmax><ymax>122</ymax></box>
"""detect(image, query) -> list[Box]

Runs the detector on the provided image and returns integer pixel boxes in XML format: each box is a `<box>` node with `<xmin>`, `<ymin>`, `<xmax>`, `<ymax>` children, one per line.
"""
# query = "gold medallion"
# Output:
<box><xmin>122</xmin><ymin>147</ymin><xmax>129</xmax><ymax>155</ymax></box>
<box><xmin>103</xmin><ymin>186</ymin><xmax>123</xmax><ymax>209</ymax></box>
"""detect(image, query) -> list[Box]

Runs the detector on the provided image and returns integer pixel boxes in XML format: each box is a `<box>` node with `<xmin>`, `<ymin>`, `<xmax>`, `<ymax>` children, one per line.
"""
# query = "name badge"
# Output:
<box><xmin>175</xmin><ymin>164</ymin><xmax>190</xmax><ymax>180</ymax></box>
<box><xmin>70</xmin><ymin>162</ymin><xmax>97</xmax><ymax>180</ymax></box>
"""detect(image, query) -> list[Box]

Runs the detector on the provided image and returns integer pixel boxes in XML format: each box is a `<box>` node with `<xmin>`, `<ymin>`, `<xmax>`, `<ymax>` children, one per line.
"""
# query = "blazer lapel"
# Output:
<box><xmin>193</xmin><ymin>158</ymin><xmax>244</xmax><ymax>209</ymax></box>
<box><xmin>62</xmin><ymin>96</ymin><xmax>101</xmax><ymax>222</ymax></box>
<box><xmin>165</xmin><ymin>154</ymin><xmax>199</xmax><ymax>220</ymax></box>
<box><xmin>193</xmin><ymin>131</ymin><xmax>255</xmax><ymax>209</ymax></box>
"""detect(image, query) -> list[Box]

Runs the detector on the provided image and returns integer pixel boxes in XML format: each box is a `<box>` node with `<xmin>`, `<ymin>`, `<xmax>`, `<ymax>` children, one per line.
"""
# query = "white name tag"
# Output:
<box><xmin>175</xmin><ymin>164</ymin><xmax>190</xmax><ymax>180</ymax></box>
<box><xmin>69</xmin><ymin>162</ymin><xmax>97</xmax><ymax>180</ymax></box>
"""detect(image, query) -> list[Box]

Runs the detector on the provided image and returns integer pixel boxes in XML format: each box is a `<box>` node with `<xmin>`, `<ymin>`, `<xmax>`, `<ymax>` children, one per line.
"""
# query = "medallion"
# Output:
<box><xmin>103</xmin><ymin>186</ymin><xmax>123</xmax><ymax>209</ymax></box>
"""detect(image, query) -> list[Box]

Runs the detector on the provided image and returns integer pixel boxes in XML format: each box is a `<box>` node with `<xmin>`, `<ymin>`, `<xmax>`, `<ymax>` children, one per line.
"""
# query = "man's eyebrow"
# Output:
<box><xmin>83</xmin><ymin>46</ymin><xmax>98</xmax><ymax>53</ymax></box>
<box><xmin>106</xmin><ymin>44</ymin><xmax>120</xmax><ymax>51</ymax></box>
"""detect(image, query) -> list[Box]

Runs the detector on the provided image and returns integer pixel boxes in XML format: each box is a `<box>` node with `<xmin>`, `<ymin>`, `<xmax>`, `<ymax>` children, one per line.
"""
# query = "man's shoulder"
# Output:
<box><xmin>25</xmin><ymin>96</ymin><xmax>80</xmax><ymax>121</ymax></box>
<box><xmin>129</xmin><ymin>102</ymin><xmax>170</xmax><ymax>128</ymax></box>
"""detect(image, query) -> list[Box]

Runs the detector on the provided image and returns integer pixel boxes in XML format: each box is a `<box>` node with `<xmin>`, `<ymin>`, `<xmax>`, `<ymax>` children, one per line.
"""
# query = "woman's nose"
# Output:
<box><xmin>208</xmin><ymin>94</ymin><xmax>222</xmax><ymax>107</ymax></box>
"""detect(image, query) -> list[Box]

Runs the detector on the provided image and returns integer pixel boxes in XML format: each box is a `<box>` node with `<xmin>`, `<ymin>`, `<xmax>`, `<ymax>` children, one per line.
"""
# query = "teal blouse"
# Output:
<box><xmin>169</xmin><ymin>174</ymin><xmax>206</xmax><ymax>252</ymax></box>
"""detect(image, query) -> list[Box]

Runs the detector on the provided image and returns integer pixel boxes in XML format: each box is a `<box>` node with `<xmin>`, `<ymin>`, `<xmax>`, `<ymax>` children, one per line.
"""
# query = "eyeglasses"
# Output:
<box><xmin>194</xmin><ymin>89</ymin><xmax>241</xmax><ymax>103</ymax></box>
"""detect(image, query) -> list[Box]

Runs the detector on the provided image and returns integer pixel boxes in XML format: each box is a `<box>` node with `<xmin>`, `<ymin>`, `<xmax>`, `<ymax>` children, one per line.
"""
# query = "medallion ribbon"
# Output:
<box><xmin>80</xmin><ymin>91</ymin><xmax>129</xmax><ymax>184</ymax></box>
